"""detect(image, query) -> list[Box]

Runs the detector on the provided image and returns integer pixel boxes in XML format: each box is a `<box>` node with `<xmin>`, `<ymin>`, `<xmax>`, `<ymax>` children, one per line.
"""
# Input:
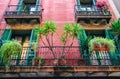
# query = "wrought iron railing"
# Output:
<box><xmin>0</xmin><ymin>46</ymin><xmax>120</xmax><ymax>67</ymax></box>
<box><xmin>75</xmin><ymin>5</ymin><xmax>111</xmax><ymax>16</ymax></box>
<box><xmin>4</xmin><ymin>5</ymin><xmax>42</xmax><ymax>16</ymax></box>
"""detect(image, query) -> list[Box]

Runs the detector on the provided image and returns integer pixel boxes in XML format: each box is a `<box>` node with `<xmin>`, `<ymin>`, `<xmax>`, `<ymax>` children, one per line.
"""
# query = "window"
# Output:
<box><xmin>17</xmin><ymin>0</ymin><xmax>40</xmax><ymax>14</ymax></box>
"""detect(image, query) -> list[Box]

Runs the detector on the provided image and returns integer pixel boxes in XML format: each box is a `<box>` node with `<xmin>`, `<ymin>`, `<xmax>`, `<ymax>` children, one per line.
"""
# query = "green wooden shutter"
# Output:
<box><xmin>1</xmin><ymin>28</ymin><xmax>12</xmax><ymax>41</ymax></box>
<box><xmin>26</xmin><ymin>29</ymin><xmax>38</xmax><ymax>65</ymax></box>
<box><xmin>105</xmin><ymin>29</ymin><xmax>119</xmax><ymax>65</ymax></box>
<box><xmin>30</xmin><ymin>29</ymin><xmax>38</xmax><ymax>43</ymax></box>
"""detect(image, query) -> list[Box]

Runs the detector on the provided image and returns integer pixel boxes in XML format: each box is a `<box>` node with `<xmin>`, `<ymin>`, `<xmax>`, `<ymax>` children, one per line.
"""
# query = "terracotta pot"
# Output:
<box><xmin>105</xmin><ymin>47</ymin><xmax>110</xmax><ymax>51</ymax></box>
<box><xmin>33</xmin><ymin>60</ymin><xmax>43</xmax><ymax>66</ymax></box>
<box><xmin>94</xmin><ymin>45</ymin><xmax>101</xmax><ymax>51</ymax></box>
<box><xmin>58</xmin><ymin>59</ymin><xmax>67</xmax><ymax>66</ymax></box>
<box><xmin>94</xmin><ymin>45</ymin><xmax>110</xmax><ymax>51</ymax></box>
<box><xmin>34</xmin><ymin>60</ymin><xmax>39</xmax><ymax>66</ymax></box>
<box><xmin>94</xmin><ymin>47</ymin><xmax>101</xmax><ymax>51</ymax></box>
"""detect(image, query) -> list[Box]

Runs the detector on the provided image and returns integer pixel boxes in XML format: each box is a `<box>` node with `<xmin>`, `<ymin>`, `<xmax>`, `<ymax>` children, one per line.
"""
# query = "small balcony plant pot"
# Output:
<box><xmin>93</xmin><ymin>45</ymin><xmax>101</xmax><ymax>51</ymax></box>
<box><xmin>32</xmin><ymin>57</ymin><xmax>44</xmax><ymax>66</ymax></box>
<box><xmin>94</xmin><ymin>45</ymin><xmax>110</xmax><ymax>51</ymax></box>
<box><xmin>104</xmin><ymin>45</ymin><xmax>110</xmax><ymax>51</ymax></box>
<box><xmin>101</xmin><ymin>45</ymin><xmax>110</xmax><ymax>51</ymax></box>
<box><xmin>105</xmin><ymin>47</ymin><xmax>110</xmax><ymax>51</ymax></box>
<box><xmin>58</xmin><ymin>59</ymin><xmax>67</xmax><ymax>66</ymax></box>
<box><xmin>34</xmin><ymin>60</ymin><xmax>39</xmax><ymax>66</ymax></box>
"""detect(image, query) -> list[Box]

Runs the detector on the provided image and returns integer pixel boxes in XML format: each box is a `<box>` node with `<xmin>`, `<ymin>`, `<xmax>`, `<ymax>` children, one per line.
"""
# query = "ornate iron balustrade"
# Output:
<box><xmin>0</xmin><ymin>46</ymin><xmax>120</xmax><ymax>73</ymax></box>
<box><xmin>2</xmin><ymin>58</ymin><xmax>119</xmax><ymax>66</ymax></box>
<box><xmin>0</xmin><ymin>46</ymin><xmax>120</xmax><ymax>67</ymax></box>
<box><xmin>75</xmin><ymin>5</ymin><xmax>111</xmax><ymax>16</ymax></box>
<box><xmin>4</xmin><ymin>5</ymin><xmax>42</xmax><ymax>16</ymax></box>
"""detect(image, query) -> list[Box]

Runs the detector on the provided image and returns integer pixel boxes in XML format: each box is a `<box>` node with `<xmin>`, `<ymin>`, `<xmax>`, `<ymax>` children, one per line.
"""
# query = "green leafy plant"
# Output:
<box><xmin>35</xmin><ymin>21</ymin><xmax>83</xmax><ymax>65</ymax></box>
<box><xmin>61</xmin><ymin>23</ymin><xmax>83</xmax><ymax>59</ymax></box>
<box><xmin>83</xmin><ymin>36</ymin><xmax>92</xmax><ymax>49</ymax></box>
<box><xmin>35</xmin><ymin>21</ymin><xmax>57</xmax><ymax>59</ymax></box>
<box><xmin>111</xmin><ymin>19</ymin><xmax>120</xmax><ymax>35</ymax></box>
<box><xmin>96</xmin><ymin>1</ymin><xmax>109</xmax><ymax>15</ymax></box>
<box><xmin>88</xmin><ymin>37</ymin><xmax>116</xmax><ymax>53</ymax></box>
<box><xmin>32</xmin><ymin>57</ymin><xmax>45</xmax><ymax>66</ymax></box>
<box><xmin>0</xmin><ymin>40</ymin><xmax>22</xmax><ymax>70</ymax></box>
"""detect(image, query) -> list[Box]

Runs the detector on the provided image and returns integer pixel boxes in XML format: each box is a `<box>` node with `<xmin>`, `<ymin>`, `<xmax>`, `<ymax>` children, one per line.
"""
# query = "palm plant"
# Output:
<box><xmin>35</xmin><ymin>21</ymin><xmax>83</xmax><ymax>65</ymax></box>
<box><xmin>35</xmin><ymin>21</ymin><xmax>57</xmax><ymax>59</ymax></box>
<box><xmin>61</xmin><ymin>23</ymin><xmax>83</xmax><ymax>59</ymax></box>
<box><xmin>0</xmin><ymin>40</ymin><xmax>22</xmax><ymax>70</ymax></box>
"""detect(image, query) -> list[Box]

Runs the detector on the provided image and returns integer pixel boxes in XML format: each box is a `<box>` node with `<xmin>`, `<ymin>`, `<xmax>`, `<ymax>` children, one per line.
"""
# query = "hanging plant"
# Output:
<box><xmin>0</xmin><ymin>40</ymin><xmax>22</xmax><ymax>70</ymax></box>
<box><xmin>88</xmin><ymin>37</ymin><xmax>116</xmax><ymax>53</ymax></box>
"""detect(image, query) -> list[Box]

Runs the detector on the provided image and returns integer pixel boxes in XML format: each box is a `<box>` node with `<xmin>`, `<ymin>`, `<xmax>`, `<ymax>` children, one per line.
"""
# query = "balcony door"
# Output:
<box><xmin>76</xmin><ymin>0</ymin><xmax>95</xmax><ymax>11</ymax></box>
<box><xmin>16</xmin><ymin>0</ymin><xmax>40</xmax><ymax>14</ymax></box>
<box><xmin>81</xmin><ymin>5</ymin><xmax>94</xmax><ymax>11</ymax></box>
<box><xmin>23</xmin><ymin>4</ymin><xmax>36</xmax><ymax>14</ymax></box>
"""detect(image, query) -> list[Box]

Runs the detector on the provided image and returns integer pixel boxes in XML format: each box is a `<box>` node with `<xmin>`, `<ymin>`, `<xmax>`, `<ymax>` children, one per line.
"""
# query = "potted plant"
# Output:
<box><xmin>96</xmin><ymin>1</ymin><xmax>109</xmax><ymax>15</ymax></box>
<box><xmin>0</xmin><ymin>40</ymin><xmax>22</xmax><ymax>70</ymax></box>
<box><xmin>88</xmin><ymin>37</ymin><xmax>116</xmax><ymax>53</ymax></box>
<box><xmin>35</xmin><ymin>21</ymin><xmax>83</xmax><ymax>66</ymax></box>
<box><xmin>35</xmin><ymin>21</ymin><xmax>57</xmax><ymax>65</ymax></box>
<box><xmin>32</xmin><ymin>57</ymin><xmax>45</xmax><ymax>66</ymax></box>
<box><xmin>60</xmin><ymin>23</ymin><xmax>83</xmax><ymax>66</ymax></box>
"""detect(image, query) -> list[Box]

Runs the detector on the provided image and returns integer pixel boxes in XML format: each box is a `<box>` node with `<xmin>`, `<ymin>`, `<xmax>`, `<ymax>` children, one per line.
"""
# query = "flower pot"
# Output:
<box><xmin>93</xmin><ymin>45</ymin><xmax>110</xmax><ymax>51</ymax></box>
<box><xmin>94</xmin><ymin>47</ymin><xmax>101</xmax><ymax>51</ymax></box>
<box><xmin>93</xmin><ymin>45</ymin><xmax>101</xmax><ymax>51</ymax></box>
<box><xmin>105</xmin><ymin>47</ymin><xmax>110</xmax><ymax>51</ymax></box>
<box><xmin>32</xmin><ymin>58</ymin><xmax>44</xmax><ymax>66</ymax></box>
<box><xmin>58</xmin><ymin>59</ymin><xmax>67</xmax><ymax>66</ymax></box>
<box><xmin>34</xmin><ymin>60</ymin><xmax>39</xmax><ymax>66</ymax></box>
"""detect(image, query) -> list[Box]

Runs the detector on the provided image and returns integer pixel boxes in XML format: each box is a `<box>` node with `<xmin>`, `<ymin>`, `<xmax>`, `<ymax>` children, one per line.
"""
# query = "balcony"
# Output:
<box><xmin>75</xmin><ymin>5</ymin><xmax>112</xmax><ymax>23</ymax></box>
<box><xmin>4</xmin><ymin>5</ymin><xmax>42</xmax><ymax>24</ymax></box>
<box><xmin>0</xmin><ymin>46</ymin><xmax>120</xmax><ymax>74</ymax></box>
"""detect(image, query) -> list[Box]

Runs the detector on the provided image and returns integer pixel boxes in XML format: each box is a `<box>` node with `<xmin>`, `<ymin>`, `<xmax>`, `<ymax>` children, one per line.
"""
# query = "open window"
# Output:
<box><xmin>16</xmin><ymin>0</ymin><xmax>40</xmax><ymax>14</ymax></box>
<box><xmin>11</xmin><ymin>30</ymin><xmax>31</xmax><ymax>45</ymax></box>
